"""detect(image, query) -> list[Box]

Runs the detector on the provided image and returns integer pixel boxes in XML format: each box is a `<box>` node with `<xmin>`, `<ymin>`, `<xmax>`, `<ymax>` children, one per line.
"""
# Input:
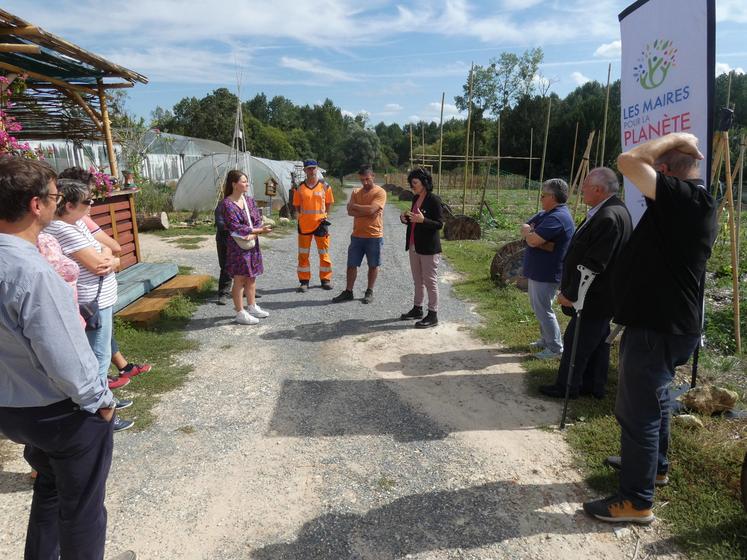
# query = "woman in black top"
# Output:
<box><xmin>399</xmin><ymin>168</ymin><xmax>444</xmax><ymax>328</ymax></box>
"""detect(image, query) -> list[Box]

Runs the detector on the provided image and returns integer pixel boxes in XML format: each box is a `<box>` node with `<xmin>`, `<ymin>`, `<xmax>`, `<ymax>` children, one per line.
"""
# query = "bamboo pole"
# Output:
<box><xmin>0</xmin><ymin>61</ymin><xmax>96</xmax><ymax>94</ymax></box>
<box><xmin>97</xmin><ymin>80</ymin><xmax>118</xmax><ymax>178</ymax></box>
<box><xmin>409</xmin><ymin>124</ymin><xmax>413</xmax><ymax>169</ymax></box>
<box><xmin>421</xmin><ymin>121</ymin><xmax>426</xmax><ymax>166</ymax></box>
<box><xmin>719</xmin><ymin>132</ymin><xmax>741</xmax><ymax>352</ymax></box>
<box><xmin>572</xmin><ymin>131</ymin><xmax>595</xmax><ymax>218</ymax></box>
<box><xmin>63</xmin><ymin>89</ymin><xmax>103</xmax><ymax>131</ymax></box>
<box><xmin>437</xmin><ymin>91</ymin><xmax>445</xmax><ymax>194</ymax></box>
<box><xmin>569</xmin><ymin>121</ymin><xmax>579</xmax><ymax>187</ymax></box>
<box><xmin>528</xmin><ymin>128</ymin><xmax>534</xmax><ymax>192</ymax></box>
<box><xmin>0</xmin><ymin>44</ymin><xmax>40</xmax><ymax>54</ymax></box>
<box><xmin>736</xmin><ymin>134</ymin><xmax>745</xmax><ymax>263</ymax></box>
<box><xmin>462</xmin><ymin>62</ymin><xmax>474</xmax><ymax>214</ymax></box>
<box><xmin>537</xmin><ymin>96</ymin><xmax>553</xmax><ymax>211</ymax></box>
<box><xmin>496</xmin><ymin>116</ymin><xmax>501</xmax><ymax>194</ymax></box>
<box><xmin>479</xmin><ymin>163</ymin><xmax>491</xmax><ymax>219</ymax></box>
<box><xmin>471</xmin><ymin>130</ymin><xmax>477</xmax><ymax>191</ymax></box>
<box><xmin>593</xmin><ymin>129</ymin><xmax>600</xmax><ymax>168</ymax></box>
<box><xmin>600</xmin><ymin>63</ymin><xmax>612</xmax><ymax>166</ymax></box>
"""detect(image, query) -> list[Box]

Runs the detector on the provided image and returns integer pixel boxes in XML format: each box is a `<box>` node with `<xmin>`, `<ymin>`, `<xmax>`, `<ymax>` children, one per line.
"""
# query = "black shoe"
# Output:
<box><xmin>255</xmin><ymin>292</ymin><xmax>262</xmax><ymax>299</ymax></box>
<box><xmin>414</xmin><ymin>310</ymin><xmax>438</xmax><ymax>329</ymax></box>
<box><xmin>321</xmin><ymin>281</ymin><xmax>333</xmax><ymax>291</ymax></box>
<box><xmin>297</xmin><ymin>283</ymin><xmax>309</xmax><ymax>293</ymax></box>
<box><xmin>538</xmin><ymin>384</ymin><xmax>578</xmax><ymax>399</ymax></box>
<box><xmin>362</xmin><ymin>289</ymin><xmax>374</xmax><ymax>304</ymax></box>
<box><xmin>400</xmin><ymin>305</ymin><xmax>424</xmax><ymax>320</ymax></box>
<box><xmin>216</xmin><ymin>294</ymin><xmax>228</xmax><ymax>305</ymax></box>
<box><xmin>332</xmin><ymin>289</ymin><xmax>354</xmax><ymax>303</ymax></box>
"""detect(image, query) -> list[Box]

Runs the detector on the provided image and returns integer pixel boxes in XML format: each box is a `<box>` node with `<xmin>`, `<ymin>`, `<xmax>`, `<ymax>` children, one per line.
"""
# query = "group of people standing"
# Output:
<box><xmin>522</xmin><ymin>132</ymin><xmax>717</xmax><ymax>525</ymax></box>
<box><xmin>214</xmin><ymin>161</ymin><xmax>445</xmax><ymax>329</ymax></box>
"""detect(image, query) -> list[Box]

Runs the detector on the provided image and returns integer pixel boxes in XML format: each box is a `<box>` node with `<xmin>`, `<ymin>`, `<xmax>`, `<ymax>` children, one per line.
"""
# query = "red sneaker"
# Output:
<box><xmin>108</xmin><ymin>375</ymin><xmax>131</xmax><ymax>390</ymax></box>
<box><xmin>119</xmin><ymin>363</ymin><xmax>152</xmax><ymax>378</ymax></box>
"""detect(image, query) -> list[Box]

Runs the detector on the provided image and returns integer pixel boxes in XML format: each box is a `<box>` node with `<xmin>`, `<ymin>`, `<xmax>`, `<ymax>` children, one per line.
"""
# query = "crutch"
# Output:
<box><xmin>559</xmin><ymin>264</ymin><xmax>598</xmax><ymax>429</ymax></box>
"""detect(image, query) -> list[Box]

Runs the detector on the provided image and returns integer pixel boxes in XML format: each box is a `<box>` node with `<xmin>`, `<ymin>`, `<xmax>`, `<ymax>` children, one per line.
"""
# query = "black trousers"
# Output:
<box><xmin>216</xmin><ymin>232</ymin><xmax>232</xmax><ymax>296</ymax></box>
<box><xmin>554</xmin><ymin>314</ymin><xmax>611</xmax><ymax>396</ymax></box>
<box><xmin>0</xmin><ymin>399</ymin><xmax>113</xmax><ymax>560</ymax></box>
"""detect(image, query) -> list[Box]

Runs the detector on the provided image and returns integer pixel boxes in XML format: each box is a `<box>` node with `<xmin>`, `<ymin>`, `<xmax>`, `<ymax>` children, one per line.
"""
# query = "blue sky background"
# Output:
<box><xmin>7</xmin><ymin>0</ymin><xmax>747</xmax><ymax>124</ymax></box>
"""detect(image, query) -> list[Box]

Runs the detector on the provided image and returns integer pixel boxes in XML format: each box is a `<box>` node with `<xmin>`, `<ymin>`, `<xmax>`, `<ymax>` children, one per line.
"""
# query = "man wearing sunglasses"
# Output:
<box><xmin>0</xmin><ymin>158</ymin><xmax>123</xmax><ymax>559</ymax></box>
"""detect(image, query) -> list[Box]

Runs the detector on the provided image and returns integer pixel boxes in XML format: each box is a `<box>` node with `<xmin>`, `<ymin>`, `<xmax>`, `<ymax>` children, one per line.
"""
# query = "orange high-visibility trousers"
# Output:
<box><xmin>297</xmin><ymin>233</ymin><xmax>332</xmax><ymax>283</ymax></box>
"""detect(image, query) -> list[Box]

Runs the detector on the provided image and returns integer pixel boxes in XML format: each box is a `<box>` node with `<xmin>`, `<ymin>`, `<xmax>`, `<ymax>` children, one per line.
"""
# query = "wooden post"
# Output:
<box><xmin>572</xmin><ymin>131</ymin><xmax>595</xmax><ymax>218</ymax></box>
<box><xmin>437</xmin><ymin>92</ymin><xmax>445</xmax><ymax>194</ymax></box>
<box><xmin>462</xmin><ymin>62</ymin><xmax>474</xmax><ymax>214</ymax></box>
<box><xmin>600</xmin><ymin>63</ymin><xmax>612</xmax><ymax>166</ymax></box>
<box><xmin>409</xmin><ymin>124</ymin><xmax>414</xmax><ymax>169</ymax></box>
<box><xmin>537</xmin><ymin>96</ymin><xmax>552</xmax><ymax>212</ymax></box>
<box><xmin>569</xmin><ymin>121</ymin><xmax>579</xmax><ymax>186</ymax></box>
<box><xmin>593</xmin><ymin>129</ymin><xmax>600</xmax><ymax>168</ymax></box>
<box><xmin>97</xmin><ymin>80</ymin><xmax>118</xmax><ymax>178</ymax></box>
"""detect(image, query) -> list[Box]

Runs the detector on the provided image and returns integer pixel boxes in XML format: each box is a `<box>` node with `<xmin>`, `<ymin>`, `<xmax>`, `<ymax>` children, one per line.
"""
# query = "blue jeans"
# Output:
<box><xmin>85</xmin><ymin>306</ymin><xmax>113</xmax><ymax>382</ymax></box>
<box><xmin>527</xmin><ymin>279</ymin><xmax>562</xmax><ymax>353</ymax></box>
<box><xmin>615</xmin><ymin>327</ymin><xmax>698</xmax><ymax>508</ymax></box>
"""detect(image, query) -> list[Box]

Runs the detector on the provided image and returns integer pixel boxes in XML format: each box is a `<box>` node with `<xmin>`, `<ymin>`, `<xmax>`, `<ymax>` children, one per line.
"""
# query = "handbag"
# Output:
<box><xmin>79</xmin><ymin>277</ymin><xmax>104</xmax><ymax>331</ymax></box>
<box><xmin>231</xmin><ymin>197</ymin><xmax>257</xmax><ymax>250</ymax></box>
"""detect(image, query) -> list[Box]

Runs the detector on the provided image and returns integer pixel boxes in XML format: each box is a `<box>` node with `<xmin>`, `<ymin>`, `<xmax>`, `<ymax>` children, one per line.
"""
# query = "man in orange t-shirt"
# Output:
<box><xmin>332</xmin><ymin>164</ymin><xmax>387</xmax><ymax>304</ymax></box>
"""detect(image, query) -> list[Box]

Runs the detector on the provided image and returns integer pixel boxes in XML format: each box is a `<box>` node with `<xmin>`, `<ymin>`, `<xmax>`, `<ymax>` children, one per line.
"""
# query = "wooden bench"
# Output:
<box><xmin>115</xmin><ymin>273</ymin><xmax>212</xmax><ymax>326</ymax></box>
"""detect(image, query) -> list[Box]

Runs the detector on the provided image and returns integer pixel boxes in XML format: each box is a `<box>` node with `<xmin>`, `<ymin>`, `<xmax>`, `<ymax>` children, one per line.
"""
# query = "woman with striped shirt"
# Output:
<box><xmin>45</xmin><ymin>179</ymin><xmax>132</xmax><ymax>431</ymax></box>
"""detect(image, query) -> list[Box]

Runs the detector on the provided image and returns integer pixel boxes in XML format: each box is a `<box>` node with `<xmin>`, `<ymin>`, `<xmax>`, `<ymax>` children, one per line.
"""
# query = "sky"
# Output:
<box><xmin>7</xmin><ymin>0</ymin><xmax>747</xmax><ymax>125</ymax></box>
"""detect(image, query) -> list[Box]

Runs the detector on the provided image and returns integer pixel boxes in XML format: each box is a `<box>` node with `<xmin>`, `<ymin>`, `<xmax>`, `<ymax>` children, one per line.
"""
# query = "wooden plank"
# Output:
<box><xmin>117</xmin><ymin>231</ymin><xmax>134</xmax><ymax>245</ymax></box>
<box><xmin>129</xmin><ymin>192</ymin><xmax>141</xmax><ymax>265</ymax></box>
<box><xmin>119</xmin><ymin>242</ymin><xmax>135</xmax><ymax>255</ymax></box>
<box><xmin>90</xmin><ymin>204</ymin><xmax>110</xmax><ymax>217</ymax></box>
<box><xmin>114</xmin><ymin>209</ymin><xmax>130</xmax><ymax>222</ymax></box>
<box><xmin>116</xmin><ymin>220</ymin><xmax>133</xmax><ymax>233</ymax></box>
<box><xmin>116</xmin><ymin>274</ymin><xmax>211</xmax><ymax>325</ymax></box>
<box><xmin>119</xmin><ymin>253</ymin><xmax>137</xmax><ymax>270</ymax></box>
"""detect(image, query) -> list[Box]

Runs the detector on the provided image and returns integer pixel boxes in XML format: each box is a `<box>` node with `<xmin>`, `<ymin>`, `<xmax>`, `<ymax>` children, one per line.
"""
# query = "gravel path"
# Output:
<box><xmin>0</xmin><ymin>192</ymin><xmax>682</xmax><ymax>559</ymax></box>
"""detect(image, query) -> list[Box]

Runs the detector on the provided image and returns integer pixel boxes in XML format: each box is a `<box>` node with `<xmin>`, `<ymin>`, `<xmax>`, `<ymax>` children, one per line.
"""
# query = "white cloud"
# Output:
<box><xmin>384</xmin><ymin>103</ymin><xmax>403</xmax><ymax>112</ymax></box>
<box><xmin>594</xmin><ymin>40</ymin><xmax>621</xmax><ymax>59</ymax></box>
<box><xmin>427</xmin><ymin>101</ymin><xmax>460</xmax><ymax>118</ymax></box>
<box><xmin>280</xmin><ymin>57</ymin><xmax>359</xmax><ymax>82</ymax></box>
<box><xmin>407</xmin><ymin>115</ymin><xmax>421</xmax><ymax>123</ymax></box>
<box><xmin>571</xmin><ymin>71</ymin><xmax>591</xmax><ymax>86</ymax></box>
<box><xmin>716</xmin><ymin>62</ymin><xmax>745</xmax><ymax>76</ymax></box>
<box><xmin>716</xmin><ymin>0</ymin><xmax>747</xmax><ymax>23</ymax></box>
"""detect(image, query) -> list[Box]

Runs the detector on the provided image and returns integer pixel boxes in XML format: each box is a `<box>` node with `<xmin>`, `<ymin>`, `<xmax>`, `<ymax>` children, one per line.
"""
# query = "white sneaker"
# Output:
<box><xmin>235</xmin><ymin>309</ymin><xmax>259</xmax><ymax>325</ymax></box>
<box><xmin>248</xmin><ymin>303</ymin><xmax>269</xmax><ymax>318</ymax></box>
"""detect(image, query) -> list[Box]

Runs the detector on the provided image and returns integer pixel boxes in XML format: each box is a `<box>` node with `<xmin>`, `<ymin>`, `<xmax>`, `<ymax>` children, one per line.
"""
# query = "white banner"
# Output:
<box><xmin>619</xmin><ymin>0</ymin><xmax>714</xmax><ymax>225</ymax></box>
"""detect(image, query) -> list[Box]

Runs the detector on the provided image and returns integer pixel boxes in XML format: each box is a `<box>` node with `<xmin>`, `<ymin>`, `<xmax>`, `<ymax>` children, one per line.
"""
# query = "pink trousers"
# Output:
<box><xmin>408</xmin><ymin>247</ymin><xmax>440</xmax><ymax>312</ymax></box>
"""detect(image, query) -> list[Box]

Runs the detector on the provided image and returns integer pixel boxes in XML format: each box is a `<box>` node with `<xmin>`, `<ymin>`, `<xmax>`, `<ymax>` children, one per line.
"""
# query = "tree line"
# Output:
<box><xmin>147</xmin><ymin>57</ymin><xmax>746</xmax><ymax>181</ymax></box>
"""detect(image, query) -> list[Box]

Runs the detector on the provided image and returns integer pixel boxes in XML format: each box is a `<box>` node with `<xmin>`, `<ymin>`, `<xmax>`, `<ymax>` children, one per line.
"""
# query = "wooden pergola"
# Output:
<box><xmin>0</xmin><ymin>9</ymin><xmax>148</xmax><ymax>177</ymax></box>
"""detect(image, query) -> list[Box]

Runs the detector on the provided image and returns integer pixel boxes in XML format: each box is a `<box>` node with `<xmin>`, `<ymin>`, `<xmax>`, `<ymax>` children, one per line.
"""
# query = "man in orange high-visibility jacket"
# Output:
<box><xmin>293</xmin><ymin>159</ymin><xmax>334</xmax><ymax>292</ymax></box>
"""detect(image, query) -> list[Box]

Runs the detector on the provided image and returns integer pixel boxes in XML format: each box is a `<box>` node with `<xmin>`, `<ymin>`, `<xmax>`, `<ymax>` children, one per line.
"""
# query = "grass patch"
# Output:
<box><xmin>439</xmin><ymin>192</ymin><xmax>747</xmax><ymax>560</ymax></box>
<box><xmin>112</xmin><ymin>280</ymin><xmax>214</xmax><ymax>431</ymax></box>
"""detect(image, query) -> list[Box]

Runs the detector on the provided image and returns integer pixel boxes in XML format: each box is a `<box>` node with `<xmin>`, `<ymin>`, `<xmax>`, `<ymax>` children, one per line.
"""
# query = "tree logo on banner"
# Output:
<box><xmin>633</xmin><ymin>39</ymin><xmax>678</xmax><ymax>90</ymax></box>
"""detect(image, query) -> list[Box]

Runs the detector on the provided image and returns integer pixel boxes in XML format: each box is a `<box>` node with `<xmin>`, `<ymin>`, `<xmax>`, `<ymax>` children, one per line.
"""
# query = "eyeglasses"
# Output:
<box><xmin>540</xmin><ymin>192</ymin><xmax>551</xmax><ymax>198</ymax></box>
<box><xmin>81</xmin><ymin>198</ymin><xmax>95</xmax><ymax>206</ymax></box>
<box><xmin>46</xmin><ymin>192</ymin><xmax>65</xmax><ymax>202</ymax></box>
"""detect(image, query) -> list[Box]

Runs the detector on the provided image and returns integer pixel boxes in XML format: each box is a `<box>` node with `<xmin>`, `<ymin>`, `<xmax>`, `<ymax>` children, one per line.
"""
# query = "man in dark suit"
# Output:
<box><xmin>539</xmin><ymin>167</ymin><xmax>632</xmax><ymax>399</ymax></box>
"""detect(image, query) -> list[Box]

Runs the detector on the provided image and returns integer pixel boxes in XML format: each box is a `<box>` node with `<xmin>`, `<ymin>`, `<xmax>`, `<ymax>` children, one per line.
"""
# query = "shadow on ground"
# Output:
<box><xmin>250</xmin><ymin>480</ymin><xmax>606</xmax><ymax>559</ymax></box>
<box><xmin>376</xmin><ymin>348</ymin><xmax>525</xmax><ymax>376</ymax></box>
<box><xmin>268</xmin><ymin>372</ymin><xmax>552</xmax><ymax>442</ymax></box>
<box><xmin>261</xmin><ymin>318</ymin><xmax>411</xmax><ymax>342</ymax></box>
<box><xmin>0</xmin><ymin>470</ymin><xmax>32</xmax><ymax>494</ymax></box>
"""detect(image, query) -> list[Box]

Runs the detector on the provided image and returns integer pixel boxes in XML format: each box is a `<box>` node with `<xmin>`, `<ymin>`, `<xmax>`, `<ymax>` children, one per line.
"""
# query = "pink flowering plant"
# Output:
<box><xmin>0</xmin><ymin>74</ymin><xmax>43</xmax><ymax>160</ymax></box>
<box><xmin>87</xmin><ymin>166</ymin><xmax>117</xmax><ymax>198</ymax></box>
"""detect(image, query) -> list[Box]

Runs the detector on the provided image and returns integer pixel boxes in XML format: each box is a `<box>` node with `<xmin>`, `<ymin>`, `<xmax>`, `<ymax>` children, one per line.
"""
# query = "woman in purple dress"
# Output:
<box><xmin>220</xmin><ymin>170</ymin><xmax>273</xmax><ymax>325</ymax></box>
